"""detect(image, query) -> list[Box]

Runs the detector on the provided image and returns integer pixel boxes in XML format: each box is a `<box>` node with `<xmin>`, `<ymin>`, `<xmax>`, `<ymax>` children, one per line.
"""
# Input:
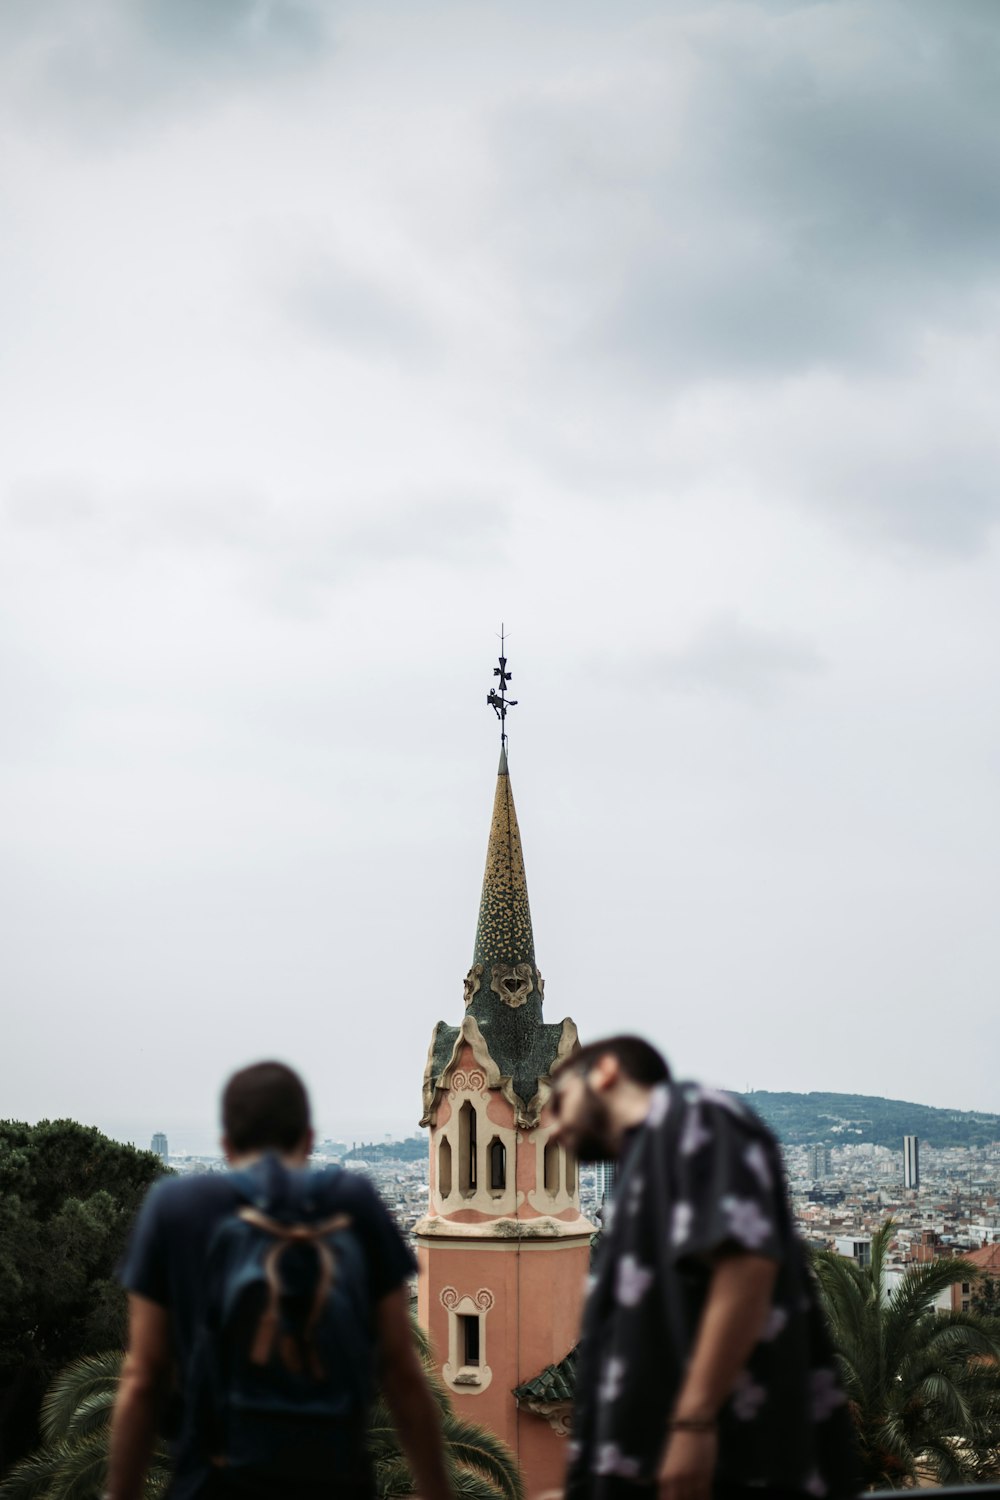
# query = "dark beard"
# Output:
<box><xmin>570</xmin><ymin>1084</ymin><xmax>616</xmax><ymax>1163</ymax></box>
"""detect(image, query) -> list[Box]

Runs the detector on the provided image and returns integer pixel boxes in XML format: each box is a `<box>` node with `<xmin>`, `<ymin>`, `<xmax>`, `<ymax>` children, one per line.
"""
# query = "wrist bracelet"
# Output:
<box><xmin>669</xmin><ymin>1416</ymin><xmax>716</xmax><ymax>1433</ymax></box>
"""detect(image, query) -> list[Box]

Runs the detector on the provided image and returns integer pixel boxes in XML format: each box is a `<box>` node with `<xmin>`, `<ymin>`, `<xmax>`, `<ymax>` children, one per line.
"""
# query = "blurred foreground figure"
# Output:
<box><xmin>108</xmin><ymin>1061</ymin><xmax>452</xmax><ymax>1500</ymax></box>
<box><xmin>550</xmin><ymin>1038</ymin><xmax>859</xmax><ymax>1500</ymax></box>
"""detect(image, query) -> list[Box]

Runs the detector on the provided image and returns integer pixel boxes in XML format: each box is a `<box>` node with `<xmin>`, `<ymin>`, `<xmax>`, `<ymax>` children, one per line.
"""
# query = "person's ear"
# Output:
<box><xmin>590</xmin><ymin>1053</ymin><xmax>620</xmax><ymax>1092</ymax></box>
<box><xmin>221</xmin><ymin>1134</ymin><xmax>237</xmax><ymax>1164</ymax></box>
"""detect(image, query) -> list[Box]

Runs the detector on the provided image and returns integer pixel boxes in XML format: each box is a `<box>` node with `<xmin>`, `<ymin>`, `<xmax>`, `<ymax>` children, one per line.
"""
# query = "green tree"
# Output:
<box><xmin>0</xmin><ymin>1322</ymin><xmax>523</xmax><ymax>1500</ymax></box>
<box><xmin>0</xmin><ymin>1121</ymin><xmax>165</xmax><ymax>1474</ymax></box>
<box><xmin>972</xmin><ymin>1275</ymin><xmax>1000</xmax><ymax>1323</ymax></box>
<box><xmin>813</xmin><ymin>1219</ymin><xmax>1000</xmax><ymax>1487</ymax></box>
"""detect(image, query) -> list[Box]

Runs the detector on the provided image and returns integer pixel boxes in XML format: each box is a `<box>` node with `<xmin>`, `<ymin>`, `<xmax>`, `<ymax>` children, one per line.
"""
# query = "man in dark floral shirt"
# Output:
<box><xmin>551</xmin><ymin>1037</ymin><xmax>859</xmax><ymax>1500</ymax></box>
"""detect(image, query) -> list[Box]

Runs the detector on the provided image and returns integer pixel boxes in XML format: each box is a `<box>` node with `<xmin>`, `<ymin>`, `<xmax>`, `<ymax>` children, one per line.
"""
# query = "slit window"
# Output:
<box><xmin>461</xmin><ymin>1314</ymin><xmax>481</xmax><ymax>1367</ymax></box>
<box><xmin>489</xmin><ymin>1137</ymin><xmax>506</xmax><ymax>1191</ymax></box>
<box><xmin>459</xmin><ymin>1101</ymin><xmax>478</xmax><ymax>1194</ymax></box>
<box><xmin>439</xmin><ymin>1137</ymin><xmax>452</xmax><ymax>1199</ymax></box>
<box><xmin>565</xmin><ymin>1150</ymin><xmax>577</xmax><ymax>1194</ymax></box>
<box><xmin>543</xmin><ymin>1138</ymin><xmax>559</xmax><ymax>1194</ymax></box>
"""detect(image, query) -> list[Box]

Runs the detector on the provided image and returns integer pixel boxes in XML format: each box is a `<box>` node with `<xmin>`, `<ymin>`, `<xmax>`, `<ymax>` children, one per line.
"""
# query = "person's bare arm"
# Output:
<box><xmin>658</xmin><ymin>1251</ymin><xmax>778</xmax><ymax>1500</ymax></box>
<box><xmin>105</xmin><ymin>1294</ymin><xmax>172</xmax><ymax>1500</ymax></box>
<box><xmin>378</xmin><ymin>1288</ymin><xmax>453</xmax><ymax>1500</ymax></box>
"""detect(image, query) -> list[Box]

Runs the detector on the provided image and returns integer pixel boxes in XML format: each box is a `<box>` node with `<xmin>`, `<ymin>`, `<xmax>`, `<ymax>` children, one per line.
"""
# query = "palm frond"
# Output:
<box><xmin>447</xmin><ymin>1461</ymin><xmax>516</xmax><ymax>1500</ymax></box>
<box><xmin>440</xmin><ymin>1417</ymin><xmax>523</xmax><ymax>1500</ymax></box>
<box><xmin>0</xmin><ymin>1445</ymin><xmax>64</xmax><ymax>1500</ymax></box>
<box><xmin>61</xmin><ymin>1392</ymin><xmax>116</xmax><ymax>1441</ymax></box>
<box><xmin>373</xmin><ymin>1455</ymin><xmax>417</xmax><ymax>1499</ymax></box>
<box><xmin>40</xmin><ymin>1352</ymin><xmax>123</xmax><ymax>1443</ymax></box>
<box><xmin>1</xmin><ymin>1433</ymin><xmax>108</xmax><ymax>1500</ymax></box>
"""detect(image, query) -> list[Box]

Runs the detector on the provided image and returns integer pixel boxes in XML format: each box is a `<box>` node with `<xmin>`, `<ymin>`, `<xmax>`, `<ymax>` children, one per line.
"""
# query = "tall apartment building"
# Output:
<box><xmin>594</xmin><ymin>1159</ymin><xmax>618</xmax><ymax>1204</ymax></box>
<box><xmin>150</xmin><ymin>1132</ymin><xmax>168</xmax><ymax>1162</ymax></box>
<box><xmin>903</xmin><ymin>1134</ymin><xmax>920</xmax><ymax>1190</ymax></box>
<box><xmin>810</xmin><ymin>1144</ymin><xmax>832</xmax><ymax>1179</ymax></box>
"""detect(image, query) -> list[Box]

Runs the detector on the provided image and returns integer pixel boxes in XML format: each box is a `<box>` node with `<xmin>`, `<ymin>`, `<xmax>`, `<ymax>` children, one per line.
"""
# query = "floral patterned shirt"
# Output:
<box><xmin>566</xmin><ymin>1083</ymin><xmax>859</xmax><ymax>1500</ymax></box>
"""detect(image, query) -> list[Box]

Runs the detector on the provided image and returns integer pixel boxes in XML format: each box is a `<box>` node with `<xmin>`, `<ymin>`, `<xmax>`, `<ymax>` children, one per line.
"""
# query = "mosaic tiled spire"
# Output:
<box><xmin>472</xmin><ymin>745</ymin><xmax>536</xmax><ymax>973</ymax></box>
<box><xmin>420</xmin><ymin>661</ymin><xmax>579</xmax><ymax>1129</ymax></box>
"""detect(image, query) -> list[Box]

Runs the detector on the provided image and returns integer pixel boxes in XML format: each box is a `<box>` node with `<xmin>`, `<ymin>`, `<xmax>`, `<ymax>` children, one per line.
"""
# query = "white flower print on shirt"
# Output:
<box><xmin>689</xmin><ymin>1085</ymin><xmax>746</xmax><ymax>1118</ymax></box>
<box><xmin>594</xmin><ymin>1444</ymin><xmax>641</xmax><ymax>1478</ymax></box>
<box><xmin>599</xmin><ymin>1356</ymin><xmax>626</xmax><ymax>1404</ymax></box>
<box><xmin>615</xmin><ymin>1254</ymin><xmax>654</xmax><ymax>1307</ymax></box>
<box><xmin>809</xmin><ymin>1368</ymin><xmax>846</xmax><ymax>1420</ymax></box>
<box><xmin>680</xmin><ymin>1105</ymin><xmax>712</xmax><ymax>1157</ymax></box>
<box><xmin>721</xmin><ymin>1195</ymin><xmax>773</xmax><ymax>1250</ymax></box>
<box><xmin>760</xmin><ymin>1305</ymin><xmax>789</xmax><ymax>1342</ymax></box>
<box><xmin>743</xmin><ymin>1140</ymin><xmax>773</xmax><ymax>1191</ymax></box>
<box><xmin>626</xmin><ymin>1173</ymin><xmax>644</xmax><ymax>1217</ymax></box>
<box><xmin>730</xmin><ymin>1369</ymin><xmax>767</xmax><ymax>1421</ymax></box>
<box><xmin>671</xmin><ymin>1200</ymin><xmax>694</xmax><ymax>1248</ymax></box>
<box><xmin>646</xmin><ymin>1086</ymin><xmax>670</xmax><ymax>1127</ymax></box>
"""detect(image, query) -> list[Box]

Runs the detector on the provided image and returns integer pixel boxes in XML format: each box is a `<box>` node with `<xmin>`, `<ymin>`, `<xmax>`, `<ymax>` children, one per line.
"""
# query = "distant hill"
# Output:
<box><xmin>343</xmin><ymin>1136</ymin><xmax>425</xmax><ymax>1163</ymax></box>
<box><xmin>739</xmin><ymin>1092</ymin><xmax>1000</xmax><ymax>1149</ymax></box>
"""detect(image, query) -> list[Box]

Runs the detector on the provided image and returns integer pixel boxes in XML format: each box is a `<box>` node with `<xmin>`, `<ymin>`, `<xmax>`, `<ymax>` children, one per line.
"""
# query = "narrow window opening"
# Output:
<box><xmin>543</xmin><ymin>1138</ymin><xmax>559</xmax><ymax>1195</ymax></box>
<box><xmin>461</xmin><ymin>1314</ymin><xmax>481</xmax><ymax>1367</ymax></box>
<box><xmin>439</xmin><ymin>1137</ymin><xmax>452</xmax><ymax>1199</ymax></box>
<box><xmin>459</xmin><ymin>1101</ymin><xmax>478</xmax><ymax>1195</ymax></box>
<box><xmin>489</xmin><ymin>1137</ymin><xmax>506</xmax><ymax>1191</ymax></box>
<box><xmin>565</xmin><ymin>1149</ymin><xmax>577</xmax><ymax>1194</ymax></box>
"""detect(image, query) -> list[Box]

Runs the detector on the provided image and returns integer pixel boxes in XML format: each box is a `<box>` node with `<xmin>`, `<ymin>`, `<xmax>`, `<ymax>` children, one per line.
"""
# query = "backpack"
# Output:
<box><xmin>191</xmin><ymin>1157</ymin><xmax>375</xmax><ymax>1489</ymax></box>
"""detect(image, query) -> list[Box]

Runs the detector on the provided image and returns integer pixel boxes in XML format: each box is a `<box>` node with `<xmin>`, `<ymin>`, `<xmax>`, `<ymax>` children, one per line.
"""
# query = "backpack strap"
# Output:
<box><xmin>237</xmin><ymin>1208</ymin><xmax>353</xmax><ymax>1373</ymax></box>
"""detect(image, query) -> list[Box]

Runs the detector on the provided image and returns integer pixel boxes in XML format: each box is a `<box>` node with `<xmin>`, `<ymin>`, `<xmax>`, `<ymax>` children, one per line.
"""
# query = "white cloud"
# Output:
<box><xmin>1</xmin><ymin>0</ymin><xmax>999</xmax><ymax>1140</ymax></box>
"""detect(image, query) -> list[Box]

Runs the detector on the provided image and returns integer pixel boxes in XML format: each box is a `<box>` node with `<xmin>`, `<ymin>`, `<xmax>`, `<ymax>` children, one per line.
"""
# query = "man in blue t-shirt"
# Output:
<box><xmin>109</xmin><ymin>1061</ymin><xmax>452</xmax><ymax>1500</ymax></box>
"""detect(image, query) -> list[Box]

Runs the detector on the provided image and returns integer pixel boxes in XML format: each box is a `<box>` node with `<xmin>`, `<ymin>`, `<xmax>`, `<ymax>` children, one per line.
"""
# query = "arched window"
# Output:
<box><xmin>565</xmin><ymin>1149</ymin><xmax>577</xmax><ymax>1195</ymax></box>
<box><xmin>488</xmin><ymin>1136</ymin><xmax>506</xmax><ymax>1192</ymax></box>
<box><xmin>543</xmin><ymin>1138</ymin><xmax>559</xmax><ymax>1195</ymax></box>
<box><xmin>459</xmin><ymin>1101</ymin><xmax>478</xmax><ymax>1195</ymax></box>
<box><xmin>439</xmin><ymin>1136</ymin><xmax>453</xmax><ymax>1199</ymax></box>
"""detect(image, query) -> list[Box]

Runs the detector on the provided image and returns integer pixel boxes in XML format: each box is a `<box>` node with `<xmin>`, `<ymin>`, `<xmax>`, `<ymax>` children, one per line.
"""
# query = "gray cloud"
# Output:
<box><xmin>282</xmin><ymin>262</ymin><xmax>433</xmax><ymax>359</ymax></box>
<box><xmin>492</xmin><ymin>0</ymin><xmax>1000</xmax><ymax>379</ymax></box>
<box><xmin>636</xmin><ymin>615</ymin><xmax>826</xmax><ymax>703</ymax></box>
<box><xmin>2</xmin><ymin>0</ymin><xmax>999</xmax><ymax>1131</ymax></box>
<box><xmin>0</xmin><ymin>0</ymin><xmax>329</xmax><ymax>136</ymax></box>
<box><xmin>2</xmin><ymin>479</ymin><xmax>509</xmax><ymax>586</ymax></box>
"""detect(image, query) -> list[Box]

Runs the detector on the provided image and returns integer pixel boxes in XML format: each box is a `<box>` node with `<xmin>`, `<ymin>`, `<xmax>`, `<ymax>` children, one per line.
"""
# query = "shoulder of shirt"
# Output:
<box><xmin>141</xmin><ymin>1171</ymin><xmax>241</xmax><ymax>1218</ymax></box>
<box><xmin>680</xmin><ymin>1082</ymin><xmax>781</xmax><ymax>1144</ymax></box>
<box><xmin>316</xmin><ymin>1166</ymin><xmax>382</xmax><ymax>1210</ymax></box>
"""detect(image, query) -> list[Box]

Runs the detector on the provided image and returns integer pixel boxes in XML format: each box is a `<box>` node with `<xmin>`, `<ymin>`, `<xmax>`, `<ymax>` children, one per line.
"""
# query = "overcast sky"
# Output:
<box><xmin>2</xmin><ymin>0</ymin><xmax>999</xmax><ymax>1151</ymax></box>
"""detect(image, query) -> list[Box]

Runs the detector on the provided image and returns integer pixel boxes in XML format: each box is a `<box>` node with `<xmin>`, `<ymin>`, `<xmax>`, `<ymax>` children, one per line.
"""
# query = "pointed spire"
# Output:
<box><xmin>473</xmin><ymin>748</ymin><xmax>535</xmax><ymax>974</ymax></box>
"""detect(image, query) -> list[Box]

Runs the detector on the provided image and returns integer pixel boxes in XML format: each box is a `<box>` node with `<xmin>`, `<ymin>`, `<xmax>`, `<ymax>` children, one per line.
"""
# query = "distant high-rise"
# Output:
<box><xmin>594</xmin><ymin>1159</ymin><xmax>618</xmax><ymax>1204</ymax></box>
<box><xmin>810</xmin><ymin>1144</ymin><xmax>832</xmax><ymax>1179</ymax></box>
<box><xmin>151</xmin><ymin>1132</ymin><xmax>168</xmax><ymax>1162</ymax></box>
<box><xmin>903</xmin><ymin>1134</ymin><xmax>920</xmax><ymax>1190</ymax></box>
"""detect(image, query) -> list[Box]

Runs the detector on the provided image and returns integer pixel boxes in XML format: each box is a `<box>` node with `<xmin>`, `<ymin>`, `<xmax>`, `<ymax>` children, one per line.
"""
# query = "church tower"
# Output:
<box><xmin>416</xmin><ymin>650</ymin><xmax>592</xmax><ymax>1494</ymax></box>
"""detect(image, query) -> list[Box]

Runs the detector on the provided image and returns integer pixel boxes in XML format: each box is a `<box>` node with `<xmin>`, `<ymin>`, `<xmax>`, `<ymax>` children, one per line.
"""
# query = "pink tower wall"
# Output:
<box><xmin>417</xmin><ymin>1044</ymin><xmax>593</xmax><ymax>1498</ymax></box>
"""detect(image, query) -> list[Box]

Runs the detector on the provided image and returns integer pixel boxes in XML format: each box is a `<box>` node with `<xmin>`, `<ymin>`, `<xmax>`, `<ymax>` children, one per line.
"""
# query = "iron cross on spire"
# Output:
<box><xmin>486</xmin><ymin>625</ymin><xmax>518</xmax><ymax>747</ymax></box>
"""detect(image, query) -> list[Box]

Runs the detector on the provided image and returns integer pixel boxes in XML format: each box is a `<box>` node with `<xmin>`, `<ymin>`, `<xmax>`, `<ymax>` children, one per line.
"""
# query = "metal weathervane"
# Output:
<box><xmin>486</xmin><ymin>625</ymin><xmax>518</xmax><ymax>747</ymax></box>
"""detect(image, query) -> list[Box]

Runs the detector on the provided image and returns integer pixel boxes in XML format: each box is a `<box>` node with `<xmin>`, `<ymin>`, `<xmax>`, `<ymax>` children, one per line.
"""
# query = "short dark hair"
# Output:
<box><xmin>553</xmin><ymin>1034</ymin><xmax>671</xmax><ymax>1086</ymax></box>
<box><xmin>222</xmin><ymin>1061</ymin><xmax>312</xmax><ymax>1153</ymax></box>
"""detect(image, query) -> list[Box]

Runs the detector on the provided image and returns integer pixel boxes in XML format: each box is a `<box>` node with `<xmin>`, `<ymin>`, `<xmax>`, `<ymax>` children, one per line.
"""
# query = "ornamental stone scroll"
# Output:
<box><xmin>490</xmin><ymin>961</ymin><xmax>534</xmax><ymax>1009</ymax></box>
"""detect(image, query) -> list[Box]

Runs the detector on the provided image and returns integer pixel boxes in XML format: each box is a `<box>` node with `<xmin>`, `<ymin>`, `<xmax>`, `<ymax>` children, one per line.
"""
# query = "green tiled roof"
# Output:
<box><xmin>421</xmin><ymin>748</ymin><xmax>578</xmax><ymax>1127</ymax></box>
<box><xmin>513</xmin><ymin>1346</ymin><xmax>578</xmax><ymax>1404</ymax></box>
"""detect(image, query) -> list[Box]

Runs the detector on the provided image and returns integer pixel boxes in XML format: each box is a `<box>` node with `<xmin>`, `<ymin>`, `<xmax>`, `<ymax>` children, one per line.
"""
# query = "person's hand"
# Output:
<box><xmin>657</xmin><ymin>1427</ymin><xmax>717</xmax><ymax>1500</ymax></box>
